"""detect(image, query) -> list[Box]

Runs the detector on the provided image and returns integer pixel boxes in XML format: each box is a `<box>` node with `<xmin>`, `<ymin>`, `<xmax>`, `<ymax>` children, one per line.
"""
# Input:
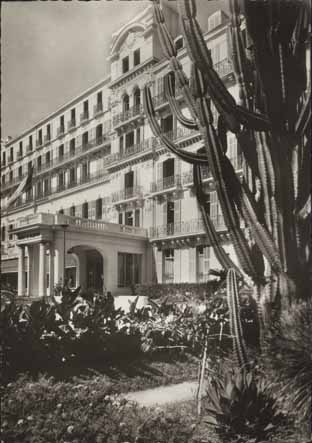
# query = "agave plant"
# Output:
<box><xmin>203</xmin><ymin>367</ymin><xmax>286</xmax><ymax>443</ymax></box>
<box><xmin>144</xmin><ymin>0</ymin><xmax>311</xmax><ymax>345</ymax></box>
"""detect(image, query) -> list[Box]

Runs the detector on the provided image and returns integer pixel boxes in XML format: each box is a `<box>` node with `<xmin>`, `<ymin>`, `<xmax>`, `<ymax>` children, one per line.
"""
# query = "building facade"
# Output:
<box><xmin>1</xmin><ymin>5</ymin><xmax>242</xmax><ymax>297</ymax></box>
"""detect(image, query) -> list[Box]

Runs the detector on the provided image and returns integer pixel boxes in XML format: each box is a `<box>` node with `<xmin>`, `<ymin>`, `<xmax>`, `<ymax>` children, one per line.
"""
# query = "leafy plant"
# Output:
<box><xmin>203</xmin><ymin>368</ymin><xmax>286</xmax><ymax>442</ymax></box>
<box><xmin>263</xmin><ymin>299</ymin><xmax>312</xmax><ymax>421</ymax></box>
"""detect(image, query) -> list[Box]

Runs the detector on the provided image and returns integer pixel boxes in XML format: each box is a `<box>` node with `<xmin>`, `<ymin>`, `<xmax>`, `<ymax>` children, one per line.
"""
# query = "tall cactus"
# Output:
<box><xmin>144</xmin><ymin>0</ymin><xmax>311</xmax><ymax>339</ymax></box>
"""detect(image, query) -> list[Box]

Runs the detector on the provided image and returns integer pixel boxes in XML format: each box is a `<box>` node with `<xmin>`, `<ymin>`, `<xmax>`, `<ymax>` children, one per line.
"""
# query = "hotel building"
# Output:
<box><xmin>1</xmin><ymin>5</ymin><xmax>242</xmax><ymax>297</ymax></box>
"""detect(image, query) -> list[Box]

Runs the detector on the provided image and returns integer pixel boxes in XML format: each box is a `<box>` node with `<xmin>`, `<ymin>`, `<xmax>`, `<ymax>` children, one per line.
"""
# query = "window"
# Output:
<box><xmin>82</xmin><ymin>163</ymin><xmax>89</xmax><ymax>181</ymax></box>
<box><xmin>37</xmin><ymin>181</ymin><xmax>42</xmax><ymax>198</ymax></box>
<box><xmin>133</xmin><ymin>88</ymin><xmax>141</xmax><ymax>111</ymax></box>
<box><xmin>125</xmin><ymin>131</ymin><xmax>134</xmax><ymax>149</ymax></box>
<box><xmin>136</xmin><ymin>127</ymin><xmax>141</xmax><ymax>144</ymax></box>
<box><xmin>123</xmin><ymin>94</ymin><xmax>130</xmax><ymax>113</ymax></box>
<box><xmin>38</xmin><ymin>129</ymin><xmax>43</xmax><ymax>145</ymax></box>
<box><xmin>161</xmin><ymin>114</ymin><xmax>173</xmax><ymax>134</ymax></box>
<box><xmin>82</xmin><ymin>131</ymin><xmax>88</xmax><ymax>148</ymax></box>
<box><xmin>59</xmin><ymin>209</ymin><xmax>64</xmax><ymax>215</ymax></box>
<box><xmin>122</xmin><ymin>56</ymin><xmax>129</xmax><ymax>74</ymax></box>
<box><xmin>125</xmin><ymin>211</ymin><xmax>133</xmax><ymax>226</ymax></box>
<box><xmin>2</xmin><ymin>175</ymin><xmax>5</xmax><ymax>185</ymax></box>
<box><xmin>119</xmin><ymin>136</ymin><xmax>124</xmax><ymax>154</ymax></box>
<box><xmin>70</xmin><ymin>139</ymin><xmax>75</xmax><ymax>156</ymax></box>
<box><xmin>163</xmin><ymin>249</ymin><xmax>174</xmax><ymax>283</ymax></box>
<box><xmin>58</xmin><ymin>172</ymin><xmax>64</xmax><ymax>189</ymax></box>
<box><xmin>82</xmin><ymin>202</ymin><xmax>89</xmax><ymax>218</ymax></box>
<box><xmin>29</xmin><ymin>135</ymin><xmax>33</xmax><ymax>150</ymax></box>
<box><xmin>2</xmin><ymin>151</ymin><xmax>5</xmax><ymax>166</ymax></box>
<box><xmin>125</xmin><ymin>170</ymin><xmax>134</xmax><ymax>189</ymax></box>
<box><xmin>37</xmin><ymin>155</ymin><xmax>42</xmax><ymax>170</ymax></box>
<box><xmin>46</xmin><ymin>151</ymin><xmax>51</xmax><ymax>165</ymax></box>
<box><xmin>44</xmin><ymin>178</ymin><xmax>50</xmax><ymax>195</ymax></box>
<box><xmin>118</xmin><ymin>212</ymin><xmax>123</xmax><ymax>224</ymax></box>
<box><xmin>163</xmin><ymin>158</ymin><xmax>175</xmax><ymax>185</ymax></box>
<box><xmin>9</xmin><ymin>171</ymin><xmax>13</xmax><ymax>182</ymax></box>
<box><xmin>96</xmin><ymin>124</ymin><xmax>103</xmax><ymax>144</ymax></box>
<box><xmin>83</xmin><ymin>101</ymin><xmax>89</xmax><ymax>119</ymax></box>
<box><xmin>118</xmin><ymin>253</ymin><xmax>142</xmax><ymax>287</ymax></box>
<box><xmin>135</xmin><ymin>209</ymin><xmax>140</xmax><ymax>227</ymax></box>
<box><xmin>1</xmin><ymin>226</ymin><xmax>6</xmax><ymax>241</ymax></box>
<box><xmin>60</xmin><ymin>115</ymin><xmax>65</xmax><ymax>132</ymax></box>
<box><xmin>175</xmin><ymin>36</ymin><xmax>184</xmax><ymax>51</ymax></box>
<box><xmin>70</xmin><ymin>205</ymin><xmax>76</xmax><ymax>216</ymax></box>
<box><xmin>18</xmin><ymin>166</ymin><xmax>23</xmax><ymax>178</ymax></box>
<box><xmin>8</xmin><ymin>224</ymin><xmax>14</xmax><ymax>241</ymax></box>
<box><xmin>28</xmin><ymin>161</ymin><xmax>32</xmax><ymax>172</ymax></box>
<box><xmin>69</xmin><ymin>167</ymin><xmax>76</xmax><ymax>185</ymax></box>
<box><xmin>209</xmin><ymin>38</ymin><xmax>227</xmax><ymax>64</ymax></box>
<box><xmin>96</xmin><ymin>91</ymin><xmax>103</xmax><ymax>111</ymax></box>
<box><xmin>10</xmin><ymin>147</ymin><xmax>13</xmax><ymax>162</ymax></box>
<box><xmin>197</xmin><ymin>246</ymin><xmax>210</xmax><ymax>282</ymax></box>
<box><xmin>133</xmin><ymin>48</ymin><xmax>140</xmax><ymax>67</ymax></box>
<box><xmin>19</xmin><ymin>141</ymin><xmax>23</xmax><ymax>156</ymax></box>
<box><xmin>71</xmin><ymin>108</ymin><xmax>76</xmax><ymax>124</ymax></box>
<box><xmin>46</xmin><ymin>124</ymin><xmax>51</xmax><ymax>140</ymax></box>
<box><xmin>59</xmin><ymin>144</ymin><xmax>64</xmax><ymax>159</ymax></box>
<box><xmin>96</xmin><ymin>198</ymin><xmax>102</xmax><ymax>219</ymax></box>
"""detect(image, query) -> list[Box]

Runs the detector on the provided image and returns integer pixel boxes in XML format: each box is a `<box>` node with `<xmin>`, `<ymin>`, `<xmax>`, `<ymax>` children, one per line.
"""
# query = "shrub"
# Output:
<box><xmin>202</xmin><ymin>367</ymin><xmax>287</xmax><ymax>443</ymax></box>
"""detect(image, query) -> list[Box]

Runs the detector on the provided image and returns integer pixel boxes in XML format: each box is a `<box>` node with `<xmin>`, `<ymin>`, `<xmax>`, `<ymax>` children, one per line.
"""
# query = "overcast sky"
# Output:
<box><xmin>1</xmin><ymin>0</ymin><xmax>227</xmax><ymax>140</ymax></box>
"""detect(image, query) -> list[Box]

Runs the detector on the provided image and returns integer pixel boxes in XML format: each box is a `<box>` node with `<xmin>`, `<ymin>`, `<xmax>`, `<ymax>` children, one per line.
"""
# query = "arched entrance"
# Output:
<box><xmin>69</xmin><ymin>245</ymin><xmax>104</xmax><ymax>293</ymax></box>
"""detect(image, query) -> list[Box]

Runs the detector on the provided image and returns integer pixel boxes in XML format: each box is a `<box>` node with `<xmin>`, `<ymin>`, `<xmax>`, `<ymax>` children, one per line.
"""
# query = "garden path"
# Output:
<box><xmin>124</xmin><ymin>380</ymin><xmax>206</xmax><ymax>407</ymax></box>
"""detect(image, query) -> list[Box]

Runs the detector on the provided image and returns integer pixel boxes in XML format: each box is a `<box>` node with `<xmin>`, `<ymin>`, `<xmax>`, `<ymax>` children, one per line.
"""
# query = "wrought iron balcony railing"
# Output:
<box><xmin>105</xmin><ymin>138</ymin><xmax>151</xmax><ymax>166</ymax></box>
<box><xmin>43</xmin><ymin>135</ymin><xmax>51</xmax><ymax>145</ymax></box>
<box><xmin>67</xmin><ymin>120</ymin><xmax>76</xmax><ymax>131</ymax></box>
<box><xmin>57</xmin><ymin>126</ymin><xmax>65</xmax><ymax>138</ymax></box>
<box><xmin>80</xmin><ymin>111</ymin><xmax>90</xmax><ymax>123</ymax></box>
<box><xmin>111</xmin><ymin>186</ymin><xmax>143</xmax><ymax>203</ymax></box>
<box><xmin>94</xmin><ymin>103</ymin><xmax>104</xmax><ymax>116</ymax></box>
<box><xmin>150</xmin><ymin>174</ymin><xmax>182</xmax><ymax>193</ymax></box>
<box><xmin>149</xmin><ymin>216</ymin><xmax>226</xmax><ymax>239</ymax></box>
<box><xmin>112</xmin><ymin>104</ymin><xmax>143</xmax><ymax>127</ymax></box>
<box><xmin>213</xmin><ymin>58</ymin><xmax>233</xmax><ymax>78</ymax></box>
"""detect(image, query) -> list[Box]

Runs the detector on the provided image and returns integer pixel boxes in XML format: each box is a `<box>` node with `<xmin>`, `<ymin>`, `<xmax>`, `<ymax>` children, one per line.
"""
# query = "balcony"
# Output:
<box><xmin>17</xmin><ymin>152</ymin><xmax>23</xmax><ymax>160</ymax></box>
<box><xmin>105</xmin><ymin>138</ymin><xmax>152</xmax><ymax>167</ymax></box>
<box><xmin>44</xmin><ymin>135</ymin><xmax>51</xmax><ymax>145</ymax></box>
<box><xmin>150</xmin><ymin>174</ymin><xmax>182</xmax><ymax>193</ymax></box>
<box><xmin>213</xmin><ymin>58</ymin><xmax>233</xmax><ymax>78</ymax></box>
<box><xmin>36</xmin><ymin>139</ymin><xmax>43</xmax><ymax>148</ymax></box>
<box><xmin>113</xmin><ymin>104</ymin><xmax>143</xmax><ymax>127</ymax></box>
<box><xmin>94</xmin><ymin>103</ymin><xmax>104</xmax><ymax>117</ymax></box>
<box><xmin>112</xmin><ymin>186</ymin><xmax>143</xmax><ymax>204</ymax></box>
<box><xmin>67</xmin><ymin>120</ymin><xmax>77</xmax><ymax>132</ymax></box>
<box><xmin>57</xmin><ymin>126</ymin><xmax>65</xmax><ymax>138</ymax></box>
<box><xmin>80</xmin><ymin>110</ymin><xmax>90</xmax><ymax>124</ymax></box>
<box><xmin>149</xmin><ymin>216</ymin><xmax>226</xmax><ymax>239</ymax></box>
<box><xmin>182</xmin><ymin>166</ymin><xmax>211</xmax><ymax>185</ymax></box>
<box><xmin>8</xmin><ymin>156</ymin><xmax>14</xmax><ymax>164</ymax></box>
<box><xmin>26</xmin><ymin>145</ymin><xmax>33</xmax><ymax>153</ymax></box>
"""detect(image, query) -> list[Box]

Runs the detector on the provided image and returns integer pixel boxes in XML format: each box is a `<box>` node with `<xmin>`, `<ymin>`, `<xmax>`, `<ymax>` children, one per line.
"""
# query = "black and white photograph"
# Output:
<box><xmin>1</xmin><ymin>0</ymin><xmax>311</xmax><ymax>442</ymax></box>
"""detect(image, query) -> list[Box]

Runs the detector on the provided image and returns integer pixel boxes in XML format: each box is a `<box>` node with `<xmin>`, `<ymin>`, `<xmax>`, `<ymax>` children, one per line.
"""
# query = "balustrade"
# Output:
<box><xmin>149</xmin><ymin>216</ymin><xmax>226</xmax><ymax>239</ymax></box>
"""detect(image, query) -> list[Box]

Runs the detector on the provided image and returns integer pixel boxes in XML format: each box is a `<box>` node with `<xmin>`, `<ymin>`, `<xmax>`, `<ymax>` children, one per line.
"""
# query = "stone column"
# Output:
<box><xmin>26</xmin><ymin>246</ymin><xmax>32</xmax><ymax>296</ymax></box>
<box><xmin>38</xmin><ymin>242</ymin><xmax>46</xmax><ymax>297</ymax></box>
<box><xmin>48</xmin><ymin>244</ymin><xmax>55</xmax><ymax>296</ymax></box>
<box><xmin>17</xmin><ymin>246</ymin><xmax>25</xmax><ymax>297</ymax></box>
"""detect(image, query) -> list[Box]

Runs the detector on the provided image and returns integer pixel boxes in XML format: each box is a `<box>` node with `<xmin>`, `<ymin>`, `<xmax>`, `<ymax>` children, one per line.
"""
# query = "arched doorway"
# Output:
<box><xmin>69</xmin><ymin>246</ymin><xmax>104</xmax><ymax>293</ymax></box>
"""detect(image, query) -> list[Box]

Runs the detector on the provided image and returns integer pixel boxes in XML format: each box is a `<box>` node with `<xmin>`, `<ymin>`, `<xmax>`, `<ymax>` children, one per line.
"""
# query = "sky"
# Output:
<box><xmin>1</xmin><ymin>0</ymin><xmax>227</xmax><ymax>140</ymax></box>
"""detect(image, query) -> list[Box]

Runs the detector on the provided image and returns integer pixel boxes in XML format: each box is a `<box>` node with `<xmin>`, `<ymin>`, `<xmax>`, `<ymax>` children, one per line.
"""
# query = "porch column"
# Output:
<box><xmin>38</xmin><ymin>242</ymin><xmax>46</xmax><ymax>297</ymax></box>
<box><xmin>26</xmin><ymin>246</ymin><xmax>32</xmax><ymax>296</ymax></box>
<box><xmin>48</xmin><ymin>244</ymin><xmax>55</xmax><ymax>296</ymax></box>
<box><xmin>17</xmin><ymin>246</ymin><xmax>25</xmax><ymax>297</ymax></box>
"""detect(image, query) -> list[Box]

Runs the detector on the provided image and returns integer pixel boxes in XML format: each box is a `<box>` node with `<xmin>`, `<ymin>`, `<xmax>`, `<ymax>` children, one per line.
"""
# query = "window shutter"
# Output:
<box><xmin>156</xmin><ymin>162</ymin><xmax>162</xmax><ymax>191</ymax></box>
<box><xmin>163</xmin><ymin>201</ymin><xmax>168</xmax><ymax>226</ymax></box>
<box><xmin>155</xmin><ymin>248</ymin><xmax>163</xmax><ymax>283</ymax></box>
<box><xmin>90</xmin><ymin>200</ymin><xmax>96</xmax><ymax>220</ymax></box>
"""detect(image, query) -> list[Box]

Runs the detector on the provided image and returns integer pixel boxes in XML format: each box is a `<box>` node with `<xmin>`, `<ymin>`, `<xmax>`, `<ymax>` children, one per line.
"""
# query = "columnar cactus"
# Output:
<box><xmin>144</xmin><ymin>0</ymin><xmax>311</xmax><ymax>339</ymax></box>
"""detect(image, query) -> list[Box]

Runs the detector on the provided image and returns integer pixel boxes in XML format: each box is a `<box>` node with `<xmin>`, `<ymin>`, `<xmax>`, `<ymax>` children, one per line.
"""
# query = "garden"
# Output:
<box><xmin>1</xmin><ymin>277</ymin><xmax>311</xmax><ymax>443</ymax></box>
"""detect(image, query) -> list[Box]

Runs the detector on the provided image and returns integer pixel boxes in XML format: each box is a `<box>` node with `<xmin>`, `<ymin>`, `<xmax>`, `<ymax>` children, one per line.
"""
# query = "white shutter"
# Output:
<box><xmin>189</xmin><ymin>247</ymin><xmax>196</xmax><ymax>282</ymax></box>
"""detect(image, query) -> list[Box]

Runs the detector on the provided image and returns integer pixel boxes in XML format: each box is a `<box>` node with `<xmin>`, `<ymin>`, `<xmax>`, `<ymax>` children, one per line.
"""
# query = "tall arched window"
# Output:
<box><xmin>133</xmin><ymin>88</ymin><xmax>141</xmax><ymax>112</ymax></box>
<box><xmin>123</xmin><ymin>94</ymin><xmax>130</xmax><ymax>113</ymax></box>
